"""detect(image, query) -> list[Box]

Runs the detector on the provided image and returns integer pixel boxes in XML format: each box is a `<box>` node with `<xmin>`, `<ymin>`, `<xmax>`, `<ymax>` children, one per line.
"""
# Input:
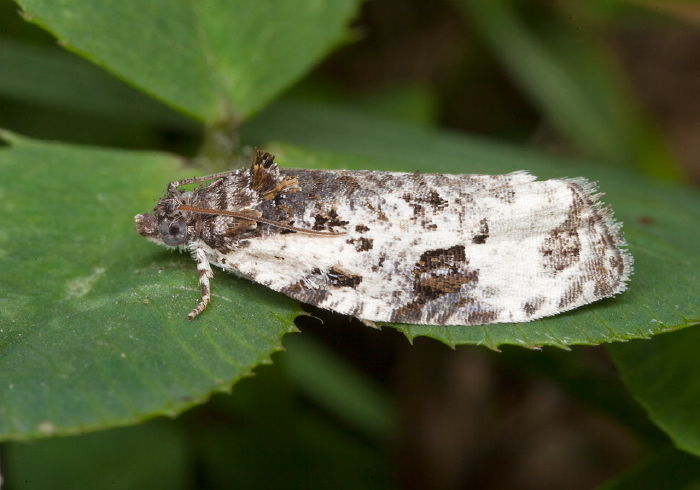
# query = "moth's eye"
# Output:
<box><xmin>158</xmin><ymin>219</ymin><xmax>187</xmax><ymax>246</ymax></box>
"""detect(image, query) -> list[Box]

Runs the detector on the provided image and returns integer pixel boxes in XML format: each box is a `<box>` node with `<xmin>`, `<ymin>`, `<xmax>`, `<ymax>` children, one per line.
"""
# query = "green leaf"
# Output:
<box><xmin>0</xmin><ymin>39</ymin><xmax>197</xmax><ymax>151</ymax></box>
<box><xmin>610</xmin><ymin>327</ymin><xmax>700</xmax><ymax>457</ymax></box>
<box><xmin>4</xmin><ymin>420</ymin><xmax>190</xmax><ymax>490</ymax></box>
<box><xmin>3</xmin><ymin>353</ymin><xmax>394</xmax><ymax>489</ymax></box>
<box><xmin>0</xmin><ymin>39</ymin><xmax>193</xmax><ymax>129</ymax></box>
<box><xmin>2</xmin><ymin>96</ymin><xmax>699</xmax><ymax>439</ymax></box>
<box><xmin>13</xmin><ymin>0</ymin><xmax>361</xmax><ymax>121</ymax></box>
<box><xmin>599</xmin><ymin>446</ymin><xmax>700</xmax><ymax>490</ymax></box>
<box><xmin>0</xmin><ymin>132</ymin><xmax>299</xmax><ymax>441</ymax></box>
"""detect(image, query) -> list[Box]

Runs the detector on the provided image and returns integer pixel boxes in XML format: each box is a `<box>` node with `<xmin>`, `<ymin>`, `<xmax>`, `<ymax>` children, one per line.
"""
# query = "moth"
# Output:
<box><xmin>135</xmin><ymin>150</ymin><xmax>632</xmax><ymax>325</ymax></box>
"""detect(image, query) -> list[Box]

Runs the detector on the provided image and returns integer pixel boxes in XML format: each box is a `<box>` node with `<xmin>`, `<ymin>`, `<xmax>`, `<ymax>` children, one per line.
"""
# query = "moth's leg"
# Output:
<box><xmin>187</xmin><ymin>247</ymin><xmax>214</xmax><ymax>321</ymax></box>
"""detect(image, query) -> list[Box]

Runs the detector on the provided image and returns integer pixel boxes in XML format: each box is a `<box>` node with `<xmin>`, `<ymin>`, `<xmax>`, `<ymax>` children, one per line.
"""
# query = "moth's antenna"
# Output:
<box><xmin>177</xmin><ymin>205</ymin><xmax>346</xmax><ymax>236</ymax></box>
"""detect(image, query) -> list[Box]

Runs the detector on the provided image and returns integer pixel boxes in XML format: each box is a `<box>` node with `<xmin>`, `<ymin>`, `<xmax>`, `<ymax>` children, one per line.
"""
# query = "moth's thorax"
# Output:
<box><xmin>134</xmin><ymin>163</ymin><xmax>286</xmax><ymax>250</ymax></box>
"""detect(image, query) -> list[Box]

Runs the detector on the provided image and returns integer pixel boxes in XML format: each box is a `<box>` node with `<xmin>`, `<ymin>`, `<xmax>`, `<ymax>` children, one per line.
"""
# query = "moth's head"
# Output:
<box><xmin>135</xmin><ymin>192</ymin><xmax>194</xmax><ymax>248</ymax></box>
<box><xmin>135</xmin><ymin>212</ymin><xmax>189</xmax><ymax>247</ymax></box>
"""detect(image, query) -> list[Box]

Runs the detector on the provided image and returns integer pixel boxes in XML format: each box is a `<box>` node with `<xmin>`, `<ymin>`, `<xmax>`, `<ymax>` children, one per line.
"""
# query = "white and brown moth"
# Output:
<box><xmin>135</xmin><ymin>150</ymin><xmax>632</xmax><ymax>325</ymax></box>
